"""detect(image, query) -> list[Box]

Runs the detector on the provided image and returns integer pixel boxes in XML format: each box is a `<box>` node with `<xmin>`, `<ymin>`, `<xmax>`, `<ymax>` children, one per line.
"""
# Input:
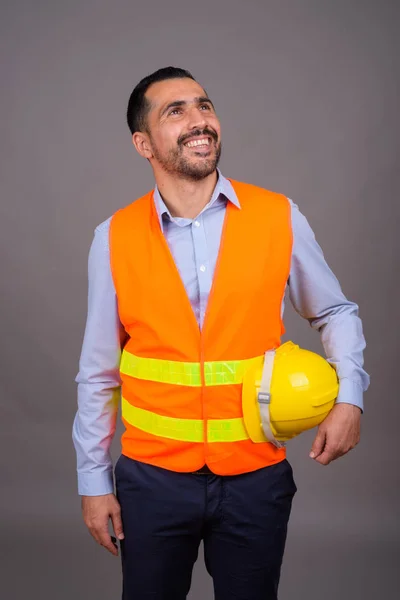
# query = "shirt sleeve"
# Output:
<box><xmin>72</xmin><ymin>217</ymin><xmax>127</xmax><ymax>496</ymax></box>
<box><xmin>287</xmin><ymin>199</ymin><xmax>370</xmax><ymax>412</ymax></box>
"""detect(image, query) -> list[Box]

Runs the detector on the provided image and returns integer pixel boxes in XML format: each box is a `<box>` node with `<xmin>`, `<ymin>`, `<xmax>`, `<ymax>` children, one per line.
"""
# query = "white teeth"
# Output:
<box><xmin>185</xmin><ymin>138</ymin><xmax>210</xmax><ymax>148</ymax></box>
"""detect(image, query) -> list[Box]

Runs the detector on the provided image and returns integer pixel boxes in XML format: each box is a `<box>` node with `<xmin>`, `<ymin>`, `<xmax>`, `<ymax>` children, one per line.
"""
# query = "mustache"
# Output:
<box><xmin>178</xmin><ymin>128</ymin><xmax>219</xmax><ymax>146</ymax></box>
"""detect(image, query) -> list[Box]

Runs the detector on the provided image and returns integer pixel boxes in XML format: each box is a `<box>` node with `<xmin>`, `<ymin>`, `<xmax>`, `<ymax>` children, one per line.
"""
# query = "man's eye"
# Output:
<box><xmin>200</xmin><ymin>104</ymin><xmax>211</xmax><ymax>110</ymax></box>
<box><xmin>170</xmin><ymin>108</ymin><xmax>182</xmax><ymax>115</ymax></box>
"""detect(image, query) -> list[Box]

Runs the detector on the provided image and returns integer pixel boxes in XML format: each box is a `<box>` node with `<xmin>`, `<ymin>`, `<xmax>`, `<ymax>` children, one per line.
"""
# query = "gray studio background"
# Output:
<box><xmin>1</xmin><ymin>1</ymin><xmax>399</xmax><ymax>599</ymax></box>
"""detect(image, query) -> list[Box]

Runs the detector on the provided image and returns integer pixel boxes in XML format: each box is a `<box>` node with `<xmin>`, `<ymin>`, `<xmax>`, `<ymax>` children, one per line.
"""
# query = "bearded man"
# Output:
<box><xmin>73</xmin><ymin>66</ymin><xmax>369</xmax><ymax>600</ymax></box>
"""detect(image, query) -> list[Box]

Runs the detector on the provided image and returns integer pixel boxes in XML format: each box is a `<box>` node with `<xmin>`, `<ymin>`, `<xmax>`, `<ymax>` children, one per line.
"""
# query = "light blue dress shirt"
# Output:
<box><xmin>72</xmin><ymin>169</ymin><xmax>370</xmax><ymax>496</ymax></box>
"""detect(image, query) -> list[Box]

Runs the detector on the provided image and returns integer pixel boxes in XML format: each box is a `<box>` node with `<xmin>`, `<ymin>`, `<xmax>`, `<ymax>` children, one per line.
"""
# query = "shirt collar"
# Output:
<box><xmin>153</xmin><ymin>168</ymin><xmax>241</xmax><ymax>231</ymax></box>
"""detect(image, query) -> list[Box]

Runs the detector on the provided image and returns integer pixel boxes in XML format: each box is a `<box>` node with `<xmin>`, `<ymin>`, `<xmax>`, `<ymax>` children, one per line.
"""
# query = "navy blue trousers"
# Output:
<box><xmin>115</xmin><ymin>455</ymin><xmax>297</xmax><ymax>600</ymax></box>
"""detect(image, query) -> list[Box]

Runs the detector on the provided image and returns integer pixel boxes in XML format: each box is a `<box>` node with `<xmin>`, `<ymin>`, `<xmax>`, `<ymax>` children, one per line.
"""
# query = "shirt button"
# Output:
<box><xmin>194</xmin><ymin>220</ymin><xmax>200</xmax><ymax>227</ymax></box>
<box><xmin>200</xmin><ymin>265</ymin><xmax>206</xmax><ymax>272</ymax></box>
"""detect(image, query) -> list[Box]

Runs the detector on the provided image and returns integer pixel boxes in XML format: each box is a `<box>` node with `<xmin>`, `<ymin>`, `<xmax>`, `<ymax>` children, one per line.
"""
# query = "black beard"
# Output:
<box><xmin>152</xmin><ymin>139</ymin><xmax>222</xmax><ymax>181</ymax></box>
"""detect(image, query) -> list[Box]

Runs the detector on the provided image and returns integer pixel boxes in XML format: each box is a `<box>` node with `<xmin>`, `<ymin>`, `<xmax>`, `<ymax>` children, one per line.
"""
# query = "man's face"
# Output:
<box><xmin>143</xmin><ymin>78</ymin><xmax>221</xmax><ymax>181</ymax></box>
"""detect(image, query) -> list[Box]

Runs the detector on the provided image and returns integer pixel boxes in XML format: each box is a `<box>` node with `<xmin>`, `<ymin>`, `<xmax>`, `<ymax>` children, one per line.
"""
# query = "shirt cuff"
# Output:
<box><xmin>335</xmin><ymin>378</ymin><xmax>364</xmax><ymax>413</ymax></box>
<box><xmin>78</xmin><ymin>469</ymin><xmax>114</xmax><ymax>496</ymax></box>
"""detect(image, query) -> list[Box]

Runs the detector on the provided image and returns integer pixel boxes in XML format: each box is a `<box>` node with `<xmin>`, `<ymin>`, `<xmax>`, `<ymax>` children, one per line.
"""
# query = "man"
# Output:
<box><xmin>72</xmin><ymin>66</ymin><xmax>370</xmax><ymax>600</ymax></box>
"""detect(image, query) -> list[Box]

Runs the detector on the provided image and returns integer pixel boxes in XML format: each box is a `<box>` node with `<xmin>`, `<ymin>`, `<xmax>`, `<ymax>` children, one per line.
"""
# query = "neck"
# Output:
<box><xmin>154</xmin><ymin>169</ymin><xmax>219</xmax><ymax>219</ymax></box>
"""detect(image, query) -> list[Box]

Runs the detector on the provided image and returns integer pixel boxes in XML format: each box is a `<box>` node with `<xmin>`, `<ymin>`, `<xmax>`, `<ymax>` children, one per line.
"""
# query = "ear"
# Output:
<box><xmin>132</xmin><ymin>132</ymin><xmax>154</xmax><ymax>159</ymax></box>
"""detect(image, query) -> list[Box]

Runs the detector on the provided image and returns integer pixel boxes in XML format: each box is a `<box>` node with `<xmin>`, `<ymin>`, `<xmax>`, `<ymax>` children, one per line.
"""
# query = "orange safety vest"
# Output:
<box><xmin>109</xmin><ymin>179</ymin><xmax>293</xmax><ymax>475</ymax></box>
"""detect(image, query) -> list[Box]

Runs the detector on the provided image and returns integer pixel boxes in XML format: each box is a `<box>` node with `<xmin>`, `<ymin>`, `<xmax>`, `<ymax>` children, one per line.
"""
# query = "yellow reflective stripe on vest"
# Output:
<box><xmin>121</xmin><ymin>398</ymin><xmax>250</xmax><ymax>443</ymax></box>
<box><xmin>120</xmin><ymin>350</ymin><xmax>263</xmax><ymax>387</ymax></box>
<box><xmin>207</xmin><ymin>417</ymin><xmax>249</xmax><ymax>442</ymax></box>
<box><xmin>120</xmin><ymin>352</ymin><xmax>202</xmax><ymax>386</ymax></box>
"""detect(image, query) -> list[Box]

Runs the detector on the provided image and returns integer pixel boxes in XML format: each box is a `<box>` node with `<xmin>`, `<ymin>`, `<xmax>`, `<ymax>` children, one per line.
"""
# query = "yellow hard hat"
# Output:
<box><xmin>242</xmin><ymin>341</ymin><xmax>339</xmax><ymax>447</ymax></box>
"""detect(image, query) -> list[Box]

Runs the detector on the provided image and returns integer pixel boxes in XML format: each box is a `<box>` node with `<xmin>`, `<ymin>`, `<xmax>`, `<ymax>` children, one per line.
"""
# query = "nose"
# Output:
<box><xmin>186</xmin><ymin>105</ymin><xmax>208</xmax><ymax>131</ymax></box>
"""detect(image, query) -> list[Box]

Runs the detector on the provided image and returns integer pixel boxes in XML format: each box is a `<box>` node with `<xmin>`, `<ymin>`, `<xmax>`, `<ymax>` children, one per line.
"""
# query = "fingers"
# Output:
<box><xmin>312</xmin><ymin>435</ymin><xmax>360</xmax><ymax>465</ymax></box>
<box><xmin>313</xmin><ymin>449</ymin><xmax>337</xmax><ymax>465</ymax></box>
<box><xmin>111</xmin><ymin>506</ymin><xmax>125</xmax><ymax>542</ymax></box>
<box><xmin>91</xmin><ymin>526</ymin><xmax>119</xmax><ymax>556</ymax></box>
<box><xmin>310</xmin><ymin>403</ymin><xmax>362</xmax><ymax>465</ymax></box>
<box><xmin>315</xmin><ymin>440</ymin><xmax>359</xmax><ymax>465</ymax></box>
<box><xmin>309</xmin><ymin>428</ymin><xmax>326</xmax><ymax>460</ymax></box>
<box><xmin>314</xmin><ymin>443</ymin><xmax>354</xmax><ymax>465</ymax></box>
<box><xmin>81</xmin><ymin>494</ymin><xmax>122</xmax><ymax>557</ymax></box>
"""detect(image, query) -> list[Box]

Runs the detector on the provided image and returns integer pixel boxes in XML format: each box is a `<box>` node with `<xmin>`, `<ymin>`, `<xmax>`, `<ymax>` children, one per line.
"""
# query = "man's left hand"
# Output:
<box><xmin>309</xmin><ymin>403</ymin><xmax>361</xmax><ymax>465</ymax></box>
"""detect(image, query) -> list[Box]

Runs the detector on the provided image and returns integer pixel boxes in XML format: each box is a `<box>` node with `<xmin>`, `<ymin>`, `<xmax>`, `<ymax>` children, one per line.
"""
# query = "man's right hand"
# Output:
<box><xmin>81</xmin><ymin>493</ymin><xmax>124</xmax><ymax>556</ymax></box>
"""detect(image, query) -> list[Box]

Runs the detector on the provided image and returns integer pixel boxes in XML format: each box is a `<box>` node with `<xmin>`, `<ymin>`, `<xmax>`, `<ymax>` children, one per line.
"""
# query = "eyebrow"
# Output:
<box><xmin>160</xmin><ymin>96</ymin><xmax>214</xmax><ymax>117</ymax></box>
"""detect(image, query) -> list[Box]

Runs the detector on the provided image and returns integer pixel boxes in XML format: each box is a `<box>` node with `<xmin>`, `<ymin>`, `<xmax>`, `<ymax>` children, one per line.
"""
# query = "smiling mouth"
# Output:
<box><xmin>183</xmin><ymin>137</ymin><xmax>212</xmax><ymax>149</ymax></box>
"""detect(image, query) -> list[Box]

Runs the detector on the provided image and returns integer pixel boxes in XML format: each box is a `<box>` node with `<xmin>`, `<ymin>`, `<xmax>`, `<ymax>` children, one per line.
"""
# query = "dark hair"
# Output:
<box><xmin>126</xmin><ymin>67</ymin><xmax>195</xmax><ymax>135</ymax></box>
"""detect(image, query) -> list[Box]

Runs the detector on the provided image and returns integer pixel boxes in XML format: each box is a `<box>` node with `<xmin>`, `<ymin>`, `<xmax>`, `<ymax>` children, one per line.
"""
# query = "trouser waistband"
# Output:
<box><xmin>192</xmin><ymin>464</ymin><xmax>213</xmax><ymax>475</ymax></box>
